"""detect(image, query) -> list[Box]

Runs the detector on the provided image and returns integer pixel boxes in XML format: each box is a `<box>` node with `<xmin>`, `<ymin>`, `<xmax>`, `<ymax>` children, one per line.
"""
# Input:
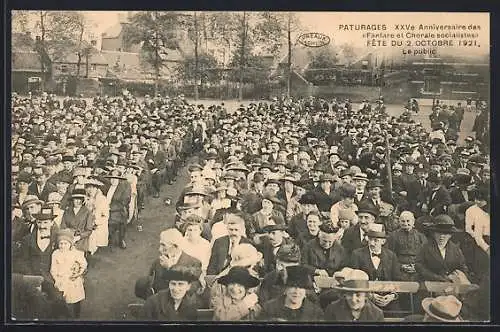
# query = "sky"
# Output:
<box><xmin>19</xmin><ymin>11</ymin><xmax>490</xmax><ymax>58</ymax></box>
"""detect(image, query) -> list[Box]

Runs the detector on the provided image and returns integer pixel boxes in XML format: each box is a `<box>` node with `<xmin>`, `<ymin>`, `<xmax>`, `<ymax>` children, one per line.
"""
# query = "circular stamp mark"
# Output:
<box><xmin>297</xmin><ymin>32</ymin><xmax>331</xmax><ymax>48</ymax></box>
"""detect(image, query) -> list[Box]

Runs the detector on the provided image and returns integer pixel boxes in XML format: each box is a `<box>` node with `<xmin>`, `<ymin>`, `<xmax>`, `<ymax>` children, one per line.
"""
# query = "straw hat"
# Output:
<box><xmin>333</xmin><ymin>269</ymin><xmax>372</xmax><ymax>292</ymax></box>
<box><xmin>421</xmin><ymin>295</ymin><xmax>464</xmax><ymax>322</ymax></box>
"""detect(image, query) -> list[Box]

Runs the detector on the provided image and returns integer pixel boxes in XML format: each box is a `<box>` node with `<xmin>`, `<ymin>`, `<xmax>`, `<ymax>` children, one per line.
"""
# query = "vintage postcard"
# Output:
<box><xmin>9</xmin><ymin>11</ymin><xmax>490</xmax><ymax>323</ymax></box>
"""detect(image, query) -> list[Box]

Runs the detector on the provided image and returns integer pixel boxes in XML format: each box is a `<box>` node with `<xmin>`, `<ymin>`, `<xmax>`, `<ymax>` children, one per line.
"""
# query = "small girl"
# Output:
<box><xmin>50</xmin><ymin>229</ymin><xmax>87</xmax><ymax>319</ymax></box>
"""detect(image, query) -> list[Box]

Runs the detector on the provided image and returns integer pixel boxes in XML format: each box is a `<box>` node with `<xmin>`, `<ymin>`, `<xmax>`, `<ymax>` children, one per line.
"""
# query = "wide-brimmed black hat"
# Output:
<box><xmin>218</xmin><ymin>266</ymin><xmax>260</xmax><ymax>289</ymax></box>
<box><xmin>298</xmin><ymin>191</ymin><xmax>317</xmax><ymax>205</ymax></box>
<box><xmin>284</xmin><ymin>265</ymin><xmax>314</xmax><ymax>289</ymax></box>
<box><xmin>428</xmin><ymin>214</ymin><xmax>461</xmax><ymax>233</ymax></box>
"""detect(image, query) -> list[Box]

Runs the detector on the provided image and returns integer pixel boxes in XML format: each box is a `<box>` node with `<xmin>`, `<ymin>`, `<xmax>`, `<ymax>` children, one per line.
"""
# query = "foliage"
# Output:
<box><xmin>227</xmin><ymin>52</ymin><xmax>271</xmax><ymax>84</ymax></box>
<box><xmin>122</xmin><ymin>12</ymin><xmax>180</xmax><ymax>77</ymax></box>
<box><xmin>177</xmin><ymin>53</ymin><xmax>221</xmax><ymax>83</ymax></box>
<box><xmin>304</xmin><ymin>47</ymin><xmax>339</xmax><ymax>85</ymax></box>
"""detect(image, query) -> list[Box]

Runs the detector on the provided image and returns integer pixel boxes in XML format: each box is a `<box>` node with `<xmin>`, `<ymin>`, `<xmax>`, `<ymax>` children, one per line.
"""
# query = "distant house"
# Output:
<box><xmin>11</xmin><ymin>32</ymin><xmax>50</xmax><ymax>94</ymax></box>
<box><xmin>101</xmin><ymin>12</ymin><xmax>141</xmax><ymax>53</ymax></box>
<box><xmin>51</xmin><ymin>41</ymin><xmax>108</xmax><ymax>80</ymax></box>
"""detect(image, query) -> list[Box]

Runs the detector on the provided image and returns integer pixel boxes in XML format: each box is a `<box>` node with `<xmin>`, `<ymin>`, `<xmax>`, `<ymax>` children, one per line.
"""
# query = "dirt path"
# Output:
<box><xmin>80</xmin><ymin>164</ymin><xmax>191</xmax><ymax>320</ymax></box>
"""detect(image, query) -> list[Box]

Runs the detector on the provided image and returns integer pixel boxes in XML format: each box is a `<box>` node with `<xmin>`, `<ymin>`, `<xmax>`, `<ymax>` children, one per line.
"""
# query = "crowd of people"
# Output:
<box><xmin>10</xmin><ymin>92</ymin><xmax>490</xmax><ymax>322</ymax></box>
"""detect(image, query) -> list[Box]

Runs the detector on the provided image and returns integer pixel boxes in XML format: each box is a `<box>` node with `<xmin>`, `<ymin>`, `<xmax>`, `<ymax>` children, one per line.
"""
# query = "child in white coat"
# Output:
<box><xmin>50</xmin><ymin>229</ymin><xmax>87</xmax><ymax>318</ymax></box>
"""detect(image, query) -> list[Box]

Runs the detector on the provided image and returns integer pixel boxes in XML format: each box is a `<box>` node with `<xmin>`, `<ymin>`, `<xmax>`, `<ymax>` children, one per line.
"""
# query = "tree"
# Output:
<box><xmin>178</xmin><ymin>53</ymin><xmax>220</xmax><ymax>84</ymax></box>
<box><xmin>123</xmin><ymin>11</ymin><xmax>179</xmax><ymax>96</ymax></box>
<box><xmin>13</xmin><ymin>11</ymin><xmax>95</xmax><ymax>93</ymax></box>
<box><xmin>304</xmin><ymin>47</ymin><xmax>339</xmax><ymax>85</ymax></box>
<box><xmin>253</xmin><ymin>12</ymin><xmax>302</xmax><ymax>97</ymax></box>
<box><xmin>340</xmin><ymin>43</ymin><xmax>357</xmax><ymax>66</ymax></box>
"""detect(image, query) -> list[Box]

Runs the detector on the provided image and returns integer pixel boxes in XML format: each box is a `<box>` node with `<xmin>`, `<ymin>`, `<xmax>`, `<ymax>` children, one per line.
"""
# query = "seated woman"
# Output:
<box><xmin>211</xmin><ymin>266</ymin><xmax>262</xmax><ymax>321</ymax></box>
<box><xmin>249</xmin><ymin>194</ymin><xmax>286</xmax><ymax>246</ymax></box>
<box><xmin>415</xmin><ymin>215</ymin><xmax>470</xmax><ymax>283</ymax></box>
<box><xmin>141</xmin><ymin>265</ymin><xmax>201</xmax><ymax>321</ymax></box>
<box><xmin>295</xmin><ymin>211</ymin><xmax>322</xmax><ymax>252</ymax></box>
<box><xmin>181</xmin><ymin>216</ymin><xmax>211</xmax><ymax>276</ymax></box>
<box><xmin>324</xmin><ymin>269</ymin><xmax>384</xmax><ymax>322</ymax></box>
<box><xmin>260</xmin><ymin>265</ymin><xmax>324</xmax><ymax>322</ymax></box>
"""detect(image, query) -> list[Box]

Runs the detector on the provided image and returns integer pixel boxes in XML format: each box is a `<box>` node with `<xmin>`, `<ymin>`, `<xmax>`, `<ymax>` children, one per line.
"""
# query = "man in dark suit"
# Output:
<box><xmin>349</xmin><ymin>223</ymin><xmax>402</xmax><ymax>311</ymax></box>
<box><xmin>135</xmin><ymin>228</ymin><xmax>202</xmax><ymax>300</ymax></box>
<box><xmin>104</xmin><ymin>170</ymin><xmax>132</xmax><ymax>249</ymax></box>
<box><xmin>145</xmin><ymin>139</ymin><xmax>167</xmax><ymax>198</ymax></box>
<box><xmin>449</xmin><ymin>169</ymin><xmax>472</xmax><ymax>204</ymax></box>
<box><xmin>260</xmin><ymin>223</ymin><xmax>295</xmax><ymax>274</ymax></box>
<box><xmin>427</xmin><ymin>172</ymin><xmax>452</xmax><ymax>216</ymax></box>
<box><xmin>341</xmin><ymin>203</ymin><xmax>378</xmax><ymax>254</ymax></box>
<box><xmin>28</xmin><ymin>166</ymin><xmax>58</xmax><ymax>202</ymax></box>
<box><xmin>207</xmin><ymin>212</ymin><xmax>251</xmax><ymax>275</ymax></box>
<box><xmin>302</xmin><ymin>223</ymin><xmax>347</xmax><ymax>277</ymax></box>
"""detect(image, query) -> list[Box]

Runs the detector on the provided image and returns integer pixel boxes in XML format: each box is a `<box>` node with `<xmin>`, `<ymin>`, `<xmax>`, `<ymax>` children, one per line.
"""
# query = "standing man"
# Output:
<box><xmin>104</xmin><ymin>169</ymin><xmax>131</xmax><ymax>249</ymax></box>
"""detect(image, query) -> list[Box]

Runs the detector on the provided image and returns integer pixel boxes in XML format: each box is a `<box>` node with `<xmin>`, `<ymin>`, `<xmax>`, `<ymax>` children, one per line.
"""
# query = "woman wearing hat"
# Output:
<box><xmin>60</xmin><ymin>189</ymin><xmax>95</xmax><ymax>255</ymax></box>
<box><xmin>249</xmin><ymin>195</ymin><xmax>286</xmax><ymax>245</ymax></box>
<box><xmin>415</xmin><ymin>215</ymin><xmax>470</xmax><ymax>283</ymax></box>
<box><xmin>85</xmin><ymin>178</ymin><xmax>109</xmax><ymax>255</ymax></box>
<box><xmin>141</xmin><ymin>265</ymin><xmax>201</xmax><ymax>321</ymax></box>
<box><xmin>104</xmin><ymin>169</ymin><xmax>132</xmax><ymax>249</ymax></box>
<box><xmin>324</xmin><ymin>269</ymin><xmax>384</xmax><ymax>322</ymax></box>
<box><xmin>260</xmin><ymin>265</ymin><xmax>324</xmax><ymax>322</ymax></box>
<box><xmin>211</xmin><ymin>266</ymin><xmax>262</xmax><ymax>321</ymax></box>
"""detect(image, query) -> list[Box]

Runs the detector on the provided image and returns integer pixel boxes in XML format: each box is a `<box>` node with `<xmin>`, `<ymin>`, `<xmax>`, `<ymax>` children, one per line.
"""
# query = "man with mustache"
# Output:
<box><xmin>135</xmin><ymin>228</ymin><xmax>202</xmax><ymax>301</ymax></box>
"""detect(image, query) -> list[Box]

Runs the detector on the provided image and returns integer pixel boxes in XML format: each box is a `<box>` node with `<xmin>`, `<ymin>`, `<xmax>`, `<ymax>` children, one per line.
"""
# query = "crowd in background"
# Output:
<box><xmin>11</xmin><ymin>92</ymin><xmax>490</xmax><ymax>322</ymax></box>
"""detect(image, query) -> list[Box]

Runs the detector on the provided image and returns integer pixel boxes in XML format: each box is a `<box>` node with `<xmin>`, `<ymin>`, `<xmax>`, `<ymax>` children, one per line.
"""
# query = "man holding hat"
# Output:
<box><xmin>260</xmin><ymin>265</ymin><xmax>324</xmax><ymax>321</ymax></box>
<box><xmin>324</xmin><ymin>269</ymin><xmax>384</xmax><ymax>322</ymax></box>
<box><xmin>141</xmin><ymin>264</ymin><xmax>201</xmax><ymax>321</ymax></box>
